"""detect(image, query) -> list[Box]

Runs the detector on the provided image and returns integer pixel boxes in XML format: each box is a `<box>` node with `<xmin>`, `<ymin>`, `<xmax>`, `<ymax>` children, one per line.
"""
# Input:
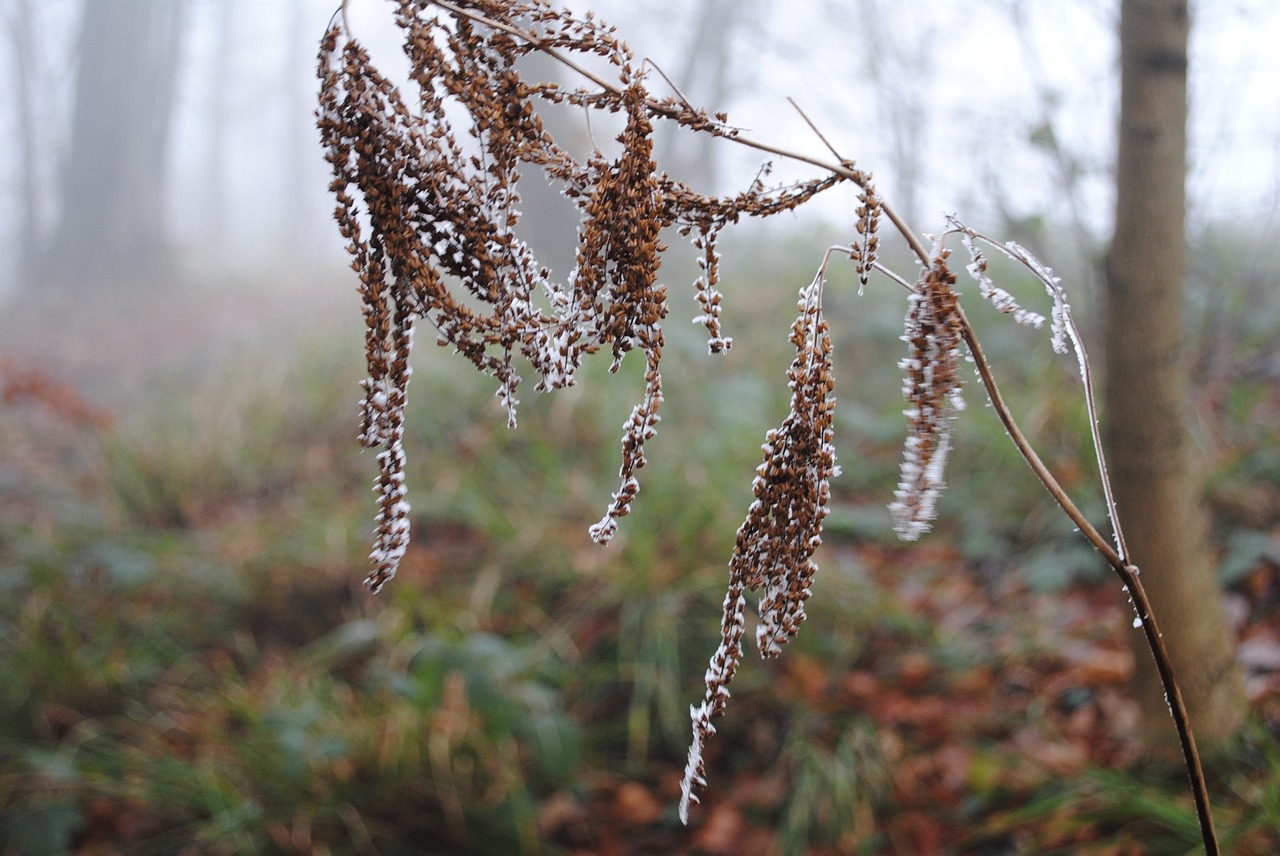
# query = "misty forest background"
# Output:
<box><xmin>2</xmin><ymin>0</ymin><xmax>1280</xmax><ymax>854</ymax></box>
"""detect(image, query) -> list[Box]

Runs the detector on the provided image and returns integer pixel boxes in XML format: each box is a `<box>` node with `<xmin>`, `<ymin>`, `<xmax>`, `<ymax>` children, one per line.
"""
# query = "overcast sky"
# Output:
<box><xmin>3</xmin><ymin>0</ymin><xmax>1280</xmax><ymax>293</ymax></box>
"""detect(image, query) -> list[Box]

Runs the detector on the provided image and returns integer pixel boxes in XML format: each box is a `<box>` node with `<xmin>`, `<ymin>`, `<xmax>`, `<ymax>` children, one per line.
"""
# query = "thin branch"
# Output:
<box><xmin>976</xmin><ymin>233</ymin><xmax>1130</xmax><ymax>563</ymax></box>
<box><xmin>957</xmin><ymin>305</ymin><xmax>1120</xmax><ymax>566</ymax></box>
<box><xmin>432</xmin><ymin>0</ymin><xmax>617</xmax><ymax>89</ymax></box>
<box><xmin>872</xmin><ymin>260</ymin><xmax>914</xmax><ymax>292</ymax></box>
<box><xmin>643</xmin><ymin>58</ymin><xmax>696</xmax><ymax>111</ymax></box>
<box><xmin>342</xmin><ymin>6</ymin><xmax>1218</xmax><ymax>850</ymax></box>
<box><xmin>819</xmin><ymin>244</ymin><xmax>855</xmax><ymax>274</ymax></box>
<box><xmin>937</xmin><ymin>245</ymin><xmax>1216</xmax><ymax>851</ymax></box>
<box><xmin>953</xmin><ymin>305</ymin><xmax>1217</xmax><ymax>856</ymax></box>
<box><xmin>787</xmin><ymin>96</ymin><xmax>846</xmax><ymax>164</ymax></box>
<box><xmin>1132</xmin><ymin>577</ymin><xmax>1220</xmax><ymax>853</ymax></box>
<box><xmin>428</xmin><ymin>0</ymin><xmax>929</xmax><ymax>265</ymax></box>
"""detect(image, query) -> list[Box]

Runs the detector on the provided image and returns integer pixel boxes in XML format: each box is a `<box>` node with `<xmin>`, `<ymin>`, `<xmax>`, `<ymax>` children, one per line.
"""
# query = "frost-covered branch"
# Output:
<box><xmin>317</xmin><ymin>3</ymin><xmax>1219</xmax><ymax>852</ymax></box>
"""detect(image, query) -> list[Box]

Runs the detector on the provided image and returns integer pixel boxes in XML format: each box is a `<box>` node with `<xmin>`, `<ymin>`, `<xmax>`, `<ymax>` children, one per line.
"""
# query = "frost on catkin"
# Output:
<box><xmin>947</xmin><ymin>216</ymin><xmax>1046</xmax><ymax>330</ymax></box>
<box><xmin>889</xmin><ymin>238</ymin><xmax>964</xmax><ymax>541</ymax></box>
<box><xmin>850</xmin><ymin>176</ymin><xmax>881</xmax><ymax>293</ymax></box>
<box><xmin>317</xmin><ymin>1</ymin><xmax>845</xmax><ymax>590</ymax></box>
<box><xmin>680</xmin><ymin>274</ymin><xmax>837</xmax><ymax>822</ymax></box>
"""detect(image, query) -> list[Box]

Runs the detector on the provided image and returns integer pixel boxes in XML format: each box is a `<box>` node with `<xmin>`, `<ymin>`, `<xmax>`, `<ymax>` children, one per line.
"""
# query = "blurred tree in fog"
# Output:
<box><xmin>652</xmin><ymin>0</ymin><xmax>758</xmax><ymax>190</ymax></box>
<box><xmin>1105</xmin><ymin>0</ymin><xmax>1244</xmax><ymax>747</ymax></box>
<box><xmin>7</xmin><ymin>0</ymin><xmax>41</xmax><ymax>279</ymax></box>
<box><xmin>36</xmin><ymin>0</ymin><xmax>187</xmax><ymax>288</ymax></box>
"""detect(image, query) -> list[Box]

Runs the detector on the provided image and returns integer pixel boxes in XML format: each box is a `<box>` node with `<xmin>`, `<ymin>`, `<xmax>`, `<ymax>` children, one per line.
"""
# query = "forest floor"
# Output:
<box><xmin>2</xmin><ymin>274</ymin><xmax>1279</xmax><ymax>855</ymax></box>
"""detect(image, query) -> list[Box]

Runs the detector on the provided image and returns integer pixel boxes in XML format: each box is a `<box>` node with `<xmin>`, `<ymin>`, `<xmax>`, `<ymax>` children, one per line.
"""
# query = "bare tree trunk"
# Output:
<box><xmin>7</xmin><ymin>0</ymin><xmax>44</xmax><ymax>282</ymax></box>
<box><xmin>853</xmin><ymin>0</ymin><xmax>929</xmax><ymax>228</ymax></box>
<box><xmin>41</xmin><ymin>0</ymin><xmax>187</xmax><ymax>288</ymax></box>
<box><xmin>656</xmin><ymin>0</ymin><xmax>755</xmax><ymax>190</ymax></box>
<box><xmin>207</xmin><ymin>0</ymin><xmax>235</xmax><ymax>249</ymax></box>
<box><xmin>285</xmin><ymin>0</ymin><xmax>308</xmax><ymax>253</ymax></box>
<box><xmin>1105</xmin><ymin>0</ymin><xmax>1244</xmax><ymax>748</ymax></box>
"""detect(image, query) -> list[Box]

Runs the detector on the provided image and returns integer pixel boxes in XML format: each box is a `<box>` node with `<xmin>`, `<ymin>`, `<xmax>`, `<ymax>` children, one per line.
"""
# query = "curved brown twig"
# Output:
<box><xmin>377</xmin><ymin>4</ymin><xmax>1219</xmax><ymax>850</ymax></box>
<box><xmin>955</xmin><ymin>307</ymin><xmax>1218</xmax><ymax>855</ymax></box>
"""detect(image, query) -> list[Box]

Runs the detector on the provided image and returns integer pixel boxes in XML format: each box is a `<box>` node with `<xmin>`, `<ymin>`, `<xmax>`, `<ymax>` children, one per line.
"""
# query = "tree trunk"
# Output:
<box><xmin>206</xmin><ymin>0</ymin><xmax>235</xmax><ymax>249</ymax></box>
<box><xmin>8</xmin><ymin>0</ymin><xmax>41</xmax><ymax>280</ymax></box>
<box><xmin>657</xmin><ymin>0</ymin><xmax>753</xmax><ymax>190</ymax></box>
<box><xmin>285</xmin><ymin>0</ymin><xmax>308</xmax><ymax>253</ymax></box>
<box><xmin>855</xmin><ymin>0</ymin><xmax>929</xmax><ymax>228</ymax></box>
<box><xmin>41</xmin><ymin>0</ymin><xmax>186</xmax><ymax>288</ymax></box>
<box><xmin>1105</xmin><ymin>0</ymin><xmax>1244</xmax><ymax>748</ymax></box>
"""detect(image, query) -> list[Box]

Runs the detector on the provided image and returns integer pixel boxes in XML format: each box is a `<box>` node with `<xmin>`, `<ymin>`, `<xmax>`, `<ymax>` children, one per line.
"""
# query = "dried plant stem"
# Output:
<box><xmin>955</xmin><ymin>307</ymin><xmax>1218</xmax><ymax>855</ymax></box>
<box><xmin>360</xmin><ymin>3</ymin><xmax>1218</xmax><ymax>849</ymax></box>
<box><xmin>881</xmin><ymin>190</ymin><xmax>1216</xmax><ymax>856</ymax></box>
<box><xmin>431</xmin><ymin>0</ymin><xmax>615</xmax><ymax>88</ymax></box>
<box><xmin>429</xmin><ymin>3</ymin><xmax>881</xmax><ymax>181</ymax></box>
<box><xmin>787</xmin><ymin>96</ymin><xmax>847</xmax><ymax>164</ymax></box>
<box><xmin>338</xmin><ymin>0</ymin><xmax>351</xmax><ymax>38</ymax></box>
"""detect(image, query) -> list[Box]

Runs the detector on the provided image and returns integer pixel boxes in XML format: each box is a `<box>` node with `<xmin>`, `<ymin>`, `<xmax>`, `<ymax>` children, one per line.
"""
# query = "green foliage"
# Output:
<box><xmin>776</xmin><ymin>722</ymin><xmax>888</xmax><ymax>855</ymax></box>
<box><xmin>2</xmin><ymin>216</ymin><xmax>1278</xmax><ymax>851</ymax></box>
<box><xmin>104</xmin><ymin>335</ymin><xmax>368</xmax><ymax>530</ymax></box>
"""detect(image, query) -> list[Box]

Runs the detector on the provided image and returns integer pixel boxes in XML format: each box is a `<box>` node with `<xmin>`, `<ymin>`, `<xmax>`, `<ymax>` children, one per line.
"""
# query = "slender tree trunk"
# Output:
<box><xmin>42</xmin><ymin>0</ymin><xmax>187</xmax><ymax>288</ymax></box>
<box><xmin>657</xmin><ymin>0</ymin><xmax>754</xmax><ymax>190</ymax></box>
<box><xmin>207</xmin><ymin>0</ymin><xmax>235</xmax><ymax>248</ymax></box>
<box><xmin>1105</xmin><ymin>0</ymin><xmax>1244</xmax><ymax>748</ymax></box>
<box><xmin>8</xmin><ymin>0</ymin><xmax>41</xmax><ymax>281</ymax></box>
<box><xmin>286</xmin><ymin>0</ymin><xmax>308</xmax><ymax>253</ymax></box>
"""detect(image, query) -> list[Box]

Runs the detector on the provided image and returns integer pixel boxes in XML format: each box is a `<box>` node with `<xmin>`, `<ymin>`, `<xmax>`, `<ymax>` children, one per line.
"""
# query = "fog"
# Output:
<box><xmin>2</xmin><ymin>0</ymin><xmax>1279</xmax><ymax>306</ymax></box>
<box><xmin>3</xmin><ymin>6</ymin><xmax>1280</xmax><ymax>850</ymax></box>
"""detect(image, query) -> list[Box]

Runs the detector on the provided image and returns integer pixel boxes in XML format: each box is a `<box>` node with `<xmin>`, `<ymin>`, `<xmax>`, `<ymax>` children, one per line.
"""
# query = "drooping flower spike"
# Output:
<box><xmin>317</xmin><ymin>1</ymin><xmax>843</xmax><ymax>590</ymax></box>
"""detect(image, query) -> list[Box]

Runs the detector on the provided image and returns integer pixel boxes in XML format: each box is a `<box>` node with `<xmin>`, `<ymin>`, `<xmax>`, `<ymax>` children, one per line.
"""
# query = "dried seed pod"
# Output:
<box><xmin>691</xmin><ymin>226</ymin><xmax>732</xmax><ymax>353</ymax></box>
<box><xmin>680</xmin><ymin>271</ymin><xmax>837</xmax><ymax>820</ymax></box>
<box><xmin>321</xmin><ymin>11</ymin><xmax>858</xmax><ymax>818</ymax></box>
<box><xmin>889</xmin><ymin>238</ymin><xmax>964</xmax><ymax>541</ymax></box>
<box><xmin>947</xmin><ymin>216</ymin><xmax>1045</xmax><ymax>329</ymax></box>
<box><xmin>850</xmin><ymin>174</ymin><xmax>881</xmax><ymax>293</ymax></box>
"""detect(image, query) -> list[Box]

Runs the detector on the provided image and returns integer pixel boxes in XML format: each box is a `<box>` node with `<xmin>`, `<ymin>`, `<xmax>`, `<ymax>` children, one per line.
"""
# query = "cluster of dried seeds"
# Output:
<box><xmin>680</xmin><ymin>272</ymin><xmax>837</xmax><ymax>819</ymax></box>
<box><xmin>690</xmin><ymin>228</ymin><xmax>730</xmax><ymax>354</ymax></box>
<box><xmin>850</xmin><ymin>179</ymin><xmax>881</xmax><ymax>292</ymax></box>
<box><xmin>317</xmin><ymin>1</ymin><xmax>843</xmax><ymax>592</ymax></box>
<box><xmin>889</xmin><ymin>238</ymin><xmax>965</xmax><ymax>541</ymax></box>
<box><xmin>320</xmin><ymin>0</ymin><xmax>1092</xmax><ymax>824</ymax></box>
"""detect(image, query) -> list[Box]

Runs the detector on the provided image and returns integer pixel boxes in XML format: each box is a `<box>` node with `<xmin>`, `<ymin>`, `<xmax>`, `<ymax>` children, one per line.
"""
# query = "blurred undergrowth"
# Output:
<box><xmin>1</xmin><ymin>224</ymin><xmax>1278</xmax><ymax>853</ymax></box>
